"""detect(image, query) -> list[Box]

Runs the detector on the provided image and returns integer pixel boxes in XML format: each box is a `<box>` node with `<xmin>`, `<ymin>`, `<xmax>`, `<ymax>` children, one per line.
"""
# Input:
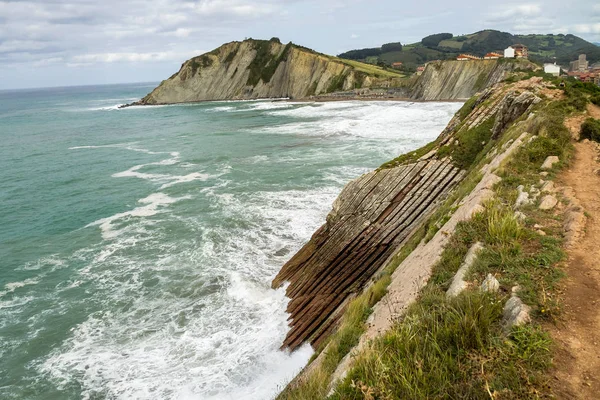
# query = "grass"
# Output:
<box><xmin>335</xmin><ymin>58</ymin><xmax>404</xmax><ymax>78</ymax></box>
<box><xmin>378</xmin><ymin>139</ymin><xmax>439</xmax><ymax>169</ymax></box>
<box><xmin>330</xmin><ymin>290</ymin><xmax>552</xmax><ymax>400</ymax></box>
<box><xmin>438</xmin><ymin>117</ymin><xmax>496</xmax><ymax>169</ymax></box>
<box><xmin>246</xmin><ymin>40</ymin><xmax>293</xmax><ymax>86</ymax></box>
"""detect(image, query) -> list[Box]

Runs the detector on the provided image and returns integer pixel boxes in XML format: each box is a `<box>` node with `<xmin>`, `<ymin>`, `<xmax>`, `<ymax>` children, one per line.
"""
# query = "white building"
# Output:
<box><xmin>544</xmin><ymin>63</ymin><xmax>561</xmax><ymax>76</ymax></box>
<box><xmin>504</xmin><ymin>47</ymin><xmax>515</xmax><ymax>58</ymax></box>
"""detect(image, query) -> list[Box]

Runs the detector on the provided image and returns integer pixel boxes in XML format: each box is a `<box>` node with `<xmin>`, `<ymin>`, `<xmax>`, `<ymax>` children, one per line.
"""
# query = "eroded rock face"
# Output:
<box><xmin>491</xmin><ymin>90</ymin><xmax>541</xmax><ymax>139</ymax></box>
<box><xmin>134</xmin><ymin>39</ymin><xmax>395</xmax><ymax>104</ymax></box>
<box><xmin>410</xmin><ymin>60</ymin><xmax>535</xmax><ymax>101</ymax></box>
<box><xmin>272</xmin><ymin>159</ymin><xmax>464</xmax><ymax>350</ymax></box>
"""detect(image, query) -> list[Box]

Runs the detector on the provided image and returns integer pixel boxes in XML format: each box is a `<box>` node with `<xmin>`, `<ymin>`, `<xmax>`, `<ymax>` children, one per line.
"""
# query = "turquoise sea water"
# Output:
<box><xmin>0</xmin><ymin>83</ymin><xmax>462</xmax><ymax>399</ymax></box>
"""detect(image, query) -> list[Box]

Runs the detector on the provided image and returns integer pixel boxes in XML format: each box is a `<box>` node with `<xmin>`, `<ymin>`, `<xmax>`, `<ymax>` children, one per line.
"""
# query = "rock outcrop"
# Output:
<box><xmin>272</xmin><ymin>158</ymin><xmax>464</xmax><ymax>350</ymax></box>
<box><xmin>134</xmin><ymin>39</ymin><xmax>401</xmax><ymax>104</ymax></box>
<box><xmin>409</xmin><ymin>59</ymin><xmax>535</xmax><ymax>101</ymax></box>
<box><xmin>131</xmin><ymin>39</ymin><xmax>539</xmax><ymax>105</ymax></box>
<box><xmin>273</xmin><ymin>79</ymin><xmax>543</xmax><ymax>352</ymax></box>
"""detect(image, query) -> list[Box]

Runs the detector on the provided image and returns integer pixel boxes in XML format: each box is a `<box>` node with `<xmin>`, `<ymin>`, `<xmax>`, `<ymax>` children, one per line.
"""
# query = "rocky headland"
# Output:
<box><xmin>126</xmin><ymin>38</ymin><xmax>535</xmax><ymax>106</ymax></box>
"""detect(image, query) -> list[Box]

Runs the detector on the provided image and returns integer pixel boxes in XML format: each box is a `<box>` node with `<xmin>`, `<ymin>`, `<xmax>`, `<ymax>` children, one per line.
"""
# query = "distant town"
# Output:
<box><xmin>390</xmin><ymin>44</ymin><xmax>600</xmax><ymax>85</ymax></box>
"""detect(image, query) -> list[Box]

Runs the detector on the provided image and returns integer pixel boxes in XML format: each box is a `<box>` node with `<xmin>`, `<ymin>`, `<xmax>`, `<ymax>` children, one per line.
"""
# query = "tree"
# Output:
<box><xmin>421</xmin><ymin>33</ymin><xmax>453</xmax><ymax>47</ymax></box>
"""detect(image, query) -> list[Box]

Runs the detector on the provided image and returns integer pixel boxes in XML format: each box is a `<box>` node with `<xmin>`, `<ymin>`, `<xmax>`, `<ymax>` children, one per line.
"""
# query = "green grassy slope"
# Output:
<box><xmin>338</xmin><ymin>30</ymin><xmax>600</xmax><ymax>70</ymax></box>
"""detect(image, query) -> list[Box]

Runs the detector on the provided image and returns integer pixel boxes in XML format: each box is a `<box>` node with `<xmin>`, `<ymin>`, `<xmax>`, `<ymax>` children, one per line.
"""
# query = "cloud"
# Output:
<box><xmin>350</xmin><ymin>33</ymin><xmax>359</xmax><ymax>39</ymax></box>
<box><xmin>71</xmin><ymin>50</ymin><xmax>204</xmax><ymax>64</ymax></box>
<box><xmin>572</xmin><ymin>23</ymin><xmax>600</xmax><ymax>34</ymax></box>
<box><xmin>0</xmin><ymin>0</ymin><xmax>285</xmax><ymax>68</ymax></box>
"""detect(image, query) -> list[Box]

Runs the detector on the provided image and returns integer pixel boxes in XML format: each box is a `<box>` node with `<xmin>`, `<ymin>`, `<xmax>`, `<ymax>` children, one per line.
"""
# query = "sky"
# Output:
<box><xmin>1</xmin><ymin>0</ymin><xmax>599</xmax><ymax>89</ymax></box>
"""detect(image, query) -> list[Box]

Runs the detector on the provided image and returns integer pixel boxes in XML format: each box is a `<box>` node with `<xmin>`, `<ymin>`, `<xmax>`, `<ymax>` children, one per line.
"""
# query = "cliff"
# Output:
<box><xmin>273</xmin><ymin>78</ymin><xmax>544</xmax><ymax>352</ymax></box>
<box><xmin>132</xmin><ymin>39</ymin><xmax>537</xmax><ymax>105</ymax></box>
<box><xmin>277</xmin><ymin>76</ymin><xmax>585</xmax><ymax>398</ymax></box>
<box><xmin>409</xmin><ymin>59</ymin><xmax>534</xmax><ymax>101</ymax></box>
<box><xmin>135</xmin><ymin>39</ymin><xmax>402</xmax><ymax>104</ymax></box>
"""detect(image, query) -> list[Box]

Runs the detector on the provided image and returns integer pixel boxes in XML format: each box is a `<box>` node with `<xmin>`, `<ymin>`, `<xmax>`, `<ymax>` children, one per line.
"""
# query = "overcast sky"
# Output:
<box><xmin>1</xmin><ymin>0</ymin><xmax>599</xmax><ymax>89</ymax></box>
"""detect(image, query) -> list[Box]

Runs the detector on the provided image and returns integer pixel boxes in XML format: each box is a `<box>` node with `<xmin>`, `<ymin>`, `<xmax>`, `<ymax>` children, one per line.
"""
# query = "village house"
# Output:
<box><xmin>569</xmin><ymin>54</ymin><xmax>589</xmax><ymax>72</ymax></box>
<box><xmin>504</xmin><ymin>44</ymin><xmax>528</xmax><ymax>59</ymax></box>
<box><xmin>512</xmin><ymin>44</ymin><xmax>528</xmax><ymax>58</ymax></box>
<box><xmin>391</xmin><ymin>62</ymin><xmax>403</xmax><ymax>69</ymax></box>
<box><xmin>416</xmin><ymin>65</ymin><xmax>425</xmax><ymax>75</ymax></box>
<box><xmin>543</xmin><ymin>63</ymin><xmax>561</xmax><ymax>76</ymax></box>
<box><xmin>456</xmin><ymin>54</ymin><xmax>481</xmax><ymax>61</ymax></box>
<box><xmin>484</xmin><ymin>52</ymin><xmax>503</xmax><ymax>59</ymax></box>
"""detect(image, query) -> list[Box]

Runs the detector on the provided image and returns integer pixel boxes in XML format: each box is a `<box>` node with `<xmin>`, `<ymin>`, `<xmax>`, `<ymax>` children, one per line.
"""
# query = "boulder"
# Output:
<box><xmin>492</xmin><ymin>91</ymin><xmax>541</xmax><ymax>139</ymax></box>
<box><xmin>539</xmin><ymin>195</ymin><xmax>558</xmax><ymax>210</ymax></box>
<box><xmin>541</xmin><ymin>181</ymin><xmax>555</xmax><ymax>193</ymax></box>
<box><xmin>503</xmin><ymin>296</ymin><xmax>531</xmax><ymax>329</ymax></box>
<box><xmin>540</xmin><ymin>156</ymin><xmax>559</xmax><ymax>170</ymax></box>
<box><xmin>480</xmin><ymin>274</ymin><xmax>500</xmax><ymax>293</ymax></box>
<box><xmin>515</xmin><ymin>185</ymin><xmax>531</xmax><ymax>208</ymax></box>
<box><xmin>447</xmin><ymin>242</ymin><xmax>484</xmax><ymax>298</ymax></box>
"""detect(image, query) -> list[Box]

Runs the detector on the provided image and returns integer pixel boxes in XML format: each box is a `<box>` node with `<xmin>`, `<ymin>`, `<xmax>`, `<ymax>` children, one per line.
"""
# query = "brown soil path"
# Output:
<box><xmin>551</xmin><ymin>135</ymin><xmax>600</xmax><ymax>398</ymax></box>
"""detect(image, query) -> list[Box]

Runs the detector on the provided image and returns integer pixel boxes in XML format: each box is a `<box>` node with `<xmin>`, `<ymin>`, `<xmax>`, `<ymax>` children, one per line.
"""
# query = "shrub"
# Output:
<box><xmin>448</xmin><ymin>117</ymin><xmax>495</xmax><ymax>169</ymax></box>
<box><xmin>591</xmin><ymin>94</ymin><xmax>600</xmax><ymax>106</ymax></box>
<box><xmin>580</xmin><ymin>118</ymin><xmax>600</xmax><ymax>142</ymax></box>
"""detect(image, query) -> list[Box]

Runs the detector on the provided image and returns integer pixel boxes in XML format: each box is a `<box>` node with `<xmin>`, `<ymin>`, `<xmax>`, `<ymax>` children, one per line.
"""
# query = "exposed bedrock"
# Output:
<box><xmin>273</xmin><ymin>79</ymin><xmax>546</xmax><ymax>352</ymax></box>
<box><xmin>272</xmin><ymin>158</ymin><xmax>464</xmax><ymax>350</ymax></box>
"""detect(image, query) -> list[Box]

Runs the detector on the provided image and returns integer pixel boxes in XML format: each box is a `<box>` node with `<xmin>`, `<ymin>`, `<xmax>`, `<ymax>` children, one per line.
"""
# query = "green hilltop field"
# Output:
<box><xmin>338</xmin><ymin>30</ymin><xmax>600</xmax><ymax>71</ymax></box>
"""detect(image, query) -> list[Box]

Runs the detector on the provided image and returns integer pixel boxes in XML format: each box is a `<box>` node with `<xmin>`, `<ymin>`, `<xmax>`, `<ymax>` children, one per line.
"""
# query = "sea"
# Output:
<box><xmin>0</xmin><ymin>82</ymin><xmax>462</xmax><ymax>399</ymax></box>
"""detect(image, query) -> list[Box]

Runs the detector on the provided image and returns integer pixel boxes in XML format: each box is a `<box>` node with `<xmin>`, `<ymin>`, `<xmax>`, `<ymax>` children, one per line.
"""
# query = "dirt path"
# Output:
<box><xmin>551</xmin><ymin>138</ymin><xmax>600</xmax><ymax>398</ymax></box>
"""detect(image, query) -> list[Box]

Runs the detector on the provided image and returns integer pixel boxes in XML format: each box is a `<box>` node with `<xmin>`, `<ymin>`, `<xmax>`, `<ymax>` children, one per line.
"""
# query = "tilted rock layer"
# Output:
<box><xmin>273</xmin><ymin>78</ymin><xmax>546</xmax><ymax>352</ymax></box>
<box><xmin>134</xmin><ymin>39</ymin><xmax>537</xmax><ymax>105</ymax></box>
<box><xmin>137</xmin><ymin>39</ymin><xmax>398</xmax><ymax>104</ymax></box>
<box><xmin>410</xmin><ymin>59</ymin><xmax>534</xmax><ymax>101</ymax></box>
<box><xmin>272</xmin><ymin>158</ymin><xmax>464</xmax><ymax>350</ymax></box>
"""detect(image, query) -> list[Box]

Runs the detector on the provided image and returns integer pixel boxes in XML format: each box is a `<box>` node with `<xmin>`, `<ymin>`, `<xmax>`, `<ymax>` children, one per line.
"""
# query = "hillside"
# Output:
<box><xmin>276</xmin><ymin>70</ymin><xmax>600</xmax><ymax>399</ymax></box>
<box><xmin>133</xmin><ymin>38</ymin><xmax>402</xmax><ymax>104</ymax></box>
<box><xmin>338</xmin><ymin>30</ymin><xmax>600</xmax><ymax>69</ymax></box>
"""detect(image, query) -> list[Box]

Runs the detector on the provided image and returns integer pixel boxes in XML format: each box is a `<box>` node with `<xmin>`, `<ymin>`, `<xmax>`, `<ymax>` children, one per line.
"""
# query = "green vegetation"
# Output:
<box><xmin>330</xmin><ymin>98</ymin><xmax>574</xmax><ymax>397</ymax></box>
<box><xmin>439</xmin><ymin>117</ymin><xmax>495</xmax><ymax>169</ymax></box>
<box><xmin>338</xmin><ymin>29</ymin><xmax>600</xmax><ymax>69</ymax></box>
<box><xmin>306</xmin><ymin>81</ymin><xmax>319</xmax><ymax>97</ymax></box>
<box><xmin>326</xmin><ymin>72</ymin><xmax>350</xmax><ymax>93</ymax></box>
<box><xmin>580</xmin><ymin>118</ymin><xmax>600</xmax><ymax>142</ymax></box>
<box><xmin>458</xmin><ymin>96</ymin><xmax>478</xmax><ymax>121</ymax></box>
<box><xmin>379</xmin><ymin>139</ymin><xmax>439</xmax><ymax>169</ymax></box>
<box><xmin>331</xmin><ymin>291</ymin><xmax>551</xmax><ymax>399</ymax></box>
<box><xmin>246</xmin><ymin>39</ymin><xmax>293</xmax><ymax>86</ymax></box>
<box><xmin>224</xmin><ymin>48</ymin><xmax>238</xmax><ymax>63</ymax></box>
<box><xmin>421</xmin><ymin>32</ymin><xmax>453</xmax><ymax>47</ymax></box>
<box><xmin>189</xmin><ymin>55</ymin><xmax>213</xmax><ymax>77</ymax></box>
<box><xmin>278</xmin><ymin>227</ymin><xmax>427</xmax><ymax>400</ymax></box>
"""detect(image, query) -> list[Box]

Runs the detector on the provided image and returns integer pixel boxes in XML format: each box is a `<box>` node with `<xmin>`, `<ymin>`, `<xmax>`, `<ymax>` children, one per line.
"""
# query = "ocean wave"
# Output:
<box><xmin>86</xmin><ymin>192</ymin><xmax>190</xmax><ymax>240</ymax></box>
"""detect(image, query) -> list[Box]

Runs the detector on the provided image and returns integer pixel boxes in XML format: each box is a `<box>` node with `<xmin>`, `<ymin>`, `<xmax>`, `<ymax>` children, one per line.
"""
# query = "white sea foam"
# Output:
<box><xmin>0</xmin><ymin>278</ymin><xmax>39</xmax><ymax>298</ymax></box>
<box><xmin>30</xmin><ymin>100</ymin><xmax>461</xmax><ymax>400</ymax></box>
<box><xmin>41</xmin><ymin>184</ymin><xmax>340</xmax><ymax>399</ymax></box>
<box><xmin>87</xmin><ymin>193</ymin><xmax>189</xmax><ymax>240</ymax></box>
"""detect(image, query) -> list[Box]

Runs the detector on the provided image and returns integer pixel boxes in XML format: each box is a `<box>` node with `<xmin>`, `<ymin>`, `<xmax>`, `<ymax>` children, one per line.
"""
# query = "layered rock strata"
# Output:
<box><xmin>272</xmin><ymin>158</ymin><xmax>464</xmax><ymax>350</ymax></box>
<box><xmin>274</xmin><ymin>79</ymin><xmax>545</xmax><ymax>352</ymax></box>
<box><xmin>133</xmin><ymin>39</ymin><xmax>400</xmax><ymax>104</ymax></box>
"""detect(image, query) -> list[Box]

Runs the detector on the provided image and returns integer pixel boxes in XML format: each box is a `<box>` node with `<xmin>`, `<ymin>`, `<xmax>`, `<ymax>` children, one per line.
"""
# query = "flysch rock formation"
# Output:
<box><xmin>130</xmin><ymin>39</ymin><xmax>537</xmax><ymax>106</ymax></box>
<box><xmin>409</xmin><ymin>59</ymin><xmax>535</xmax><ymax>101</ymax></box>
<box><xmin>132</xmin><ymin>39</ymin><xmax>401</xmax><ymax>104</ymax></box>
<box><xmin>272</xmin><ymin>158</ymin><xmax>464</xmax><ymax>350</ymax></box>
<box><xmin>274</xmin><ymin>78</ymin><xmax>546</xmax><ymax>360</ymax></box>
